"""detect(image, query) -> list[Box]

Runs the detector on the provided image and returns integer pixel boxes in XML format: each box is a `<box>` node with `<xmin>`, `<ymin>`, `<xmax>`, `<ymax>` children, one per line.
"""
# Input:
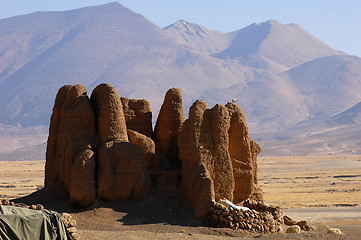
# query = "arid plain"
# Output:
<box><xmin>1</xmin><ymin>155</ymin><xmax>361</xmax><ymax>239</ymax></box>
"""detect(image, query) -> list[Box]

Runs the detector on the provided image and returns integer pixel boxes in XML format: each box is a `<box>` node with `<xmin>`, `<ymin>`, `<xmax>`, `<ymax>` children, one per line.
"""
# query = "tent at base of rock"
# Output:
<box><xmin>0</xmin><ymin>205</ymin><xmax>71</xmax><ymax>240</ymax></box>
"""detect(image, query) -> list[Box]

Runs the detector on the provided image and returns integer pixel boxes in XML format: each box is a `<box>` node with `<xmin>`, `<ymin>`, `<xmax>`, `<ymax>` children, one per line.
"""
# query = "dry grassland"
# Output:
<box><xmin>258</xmin><ymin>155</ymin><xmax>361</xmax><ymax>208</ymax></box>
<box><xmin>1</xmin><ymin>156</ymin><xmax>361</xmax><ymax>239</ymax></box>
<box><xmin>0</xmin><ymin>161</ymin><xmax>44</xmax><ymax>199</ymax></box>
<box><xmin>1</xmin><ymin>156</ymin><xmax>361</xmax><ymax>209</ymax></box>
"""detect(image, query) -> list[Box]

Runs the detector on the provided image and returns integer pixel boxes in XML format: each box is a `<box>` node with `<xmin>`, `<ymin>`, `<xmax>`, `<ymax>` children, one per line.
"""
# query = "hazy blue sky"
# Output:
<box><xmin>1</xmin><ymin>0</ymin><xmax>360</xmax><ymax>57</ymax></box>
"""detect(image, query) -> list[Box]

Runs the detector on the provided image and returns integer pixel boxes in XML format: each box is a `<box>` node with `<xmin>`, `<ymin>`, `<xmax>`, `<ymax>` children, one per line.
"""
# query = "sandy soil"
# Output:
<box><xmin>1</xmin><ymin>155</ymin><xmax>361</xmax><ymax>239</ymax></box>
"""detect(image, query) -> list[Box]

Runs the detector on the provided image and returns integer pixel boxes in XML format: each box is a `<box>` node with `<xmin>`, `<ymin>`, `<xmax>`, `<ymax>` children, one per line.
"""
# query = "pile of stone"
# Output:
<box><xmin>204</xmin><ymin>200</ymin><xmax>283</xmax><ymax>233</ymax></box>
<box><xmin>61</xmin><ymin>213</ymin><xmax>79</xmax><ymax>240</ymax></box>
<box><xmin>1</xmin><ymin>198</ymin><xmax>44</xmax><ymax>210</ymax></box>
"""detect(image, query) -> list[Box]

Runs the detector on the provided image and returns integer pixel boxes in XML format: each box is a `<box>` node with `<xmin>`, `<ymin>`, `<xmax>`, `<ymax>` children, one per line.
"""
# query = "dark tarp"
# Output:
<box><xmin>0</xmin><ymin>205</ymin><xmax>71</xmax><ymax>240</ymax></box>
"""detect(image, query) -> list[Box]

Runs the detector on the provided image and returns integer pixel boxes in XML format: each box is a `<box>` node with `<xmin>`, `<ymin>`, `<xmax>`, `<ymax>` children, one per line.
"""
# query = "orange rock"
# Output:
<box><xmin>45</xmin><ymin>84</ymin><xmax>96</xmax><ymax>192</ymax></box>
<box><xmin>179</xmin><ymin>100</ymin><xmax>234</xmax><ymax>218</ymax></box>
<box><xmin>155</xmin><ymin>88</ymin><xmax>185</xmax><ymax>166</ymax></box>
<box><xmin>97</xmin><ymin>141</ymin><xmax>151</xmax><ymax>201</ymax></box>
<box><xmin>227</xmin><ymin>102</ymin><xmax>259</xmax><ymax>203</ymax></box>
<box><xmin>127</xmin><ymin>129</ymin><xmax>167</xmax><ymax>172</ymax></box>
<box><xmin>90</xmin><ymin>83</ymin><xmax>128</xmax><ymax>144</ymax></box>
<box><xmin>69</xmin><ymin>149</ymin><xmax>96</xmax><ymax>207</ymax></box>
<box><xmin>121</xmin><ymin>97</ymin><xmax>153</xmax><ymax>138</ymax></box>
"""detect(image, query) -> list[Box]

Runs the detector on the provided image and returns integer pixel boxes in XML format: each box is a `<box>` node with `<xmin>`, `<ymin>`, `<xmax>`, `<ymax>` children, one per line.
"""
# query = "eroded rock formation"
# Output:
<box><xmin>46</xmin><ymin>83</ymin><xmax>150</xmax><ymax>206</ymax></box>
<box><xmin>179</xmin><ymin>101</ymin><xmax>235</xmax><ymax>218</ymax></box>
<box><xmin>127</xmin><ymin>129</ymin><xmax>165</xmax><ymax>172</ymax></box>
<box><xmin>226</xmin><ymin>102</ymin><xmax>263</xmax><ymax>203</ymax></box>
<box><xmin>69</xmin><ymin>148</ymin><xmax>96</xmax><ymax>206</ymax></box>
<box><xmin>45</xmin><ymin>84</ymin><xmax>263</xmax><ymax>220</ymax></box>
<box><xmin>97</xmin><ymin>141</ymin><xmax>150</xmax><ymax>201</ymax></box>
<box><xmin>90</xmin><ymin>83</ymin><xmax>128</xmax><ymax>143</ymax></box>
<box><xmin>121</xmin><ymin>97</ymin><xmax>153</xmax><ymax>138</ymax></box>
<box><xmin>45</xmin><ymin>84</ymin><xmax>96</xmax><ymax>206</ymax></box>
<box><xmin>154</xmin><ymin>88</ymin><xmax>185</xmax><ymax>166</ymax></box>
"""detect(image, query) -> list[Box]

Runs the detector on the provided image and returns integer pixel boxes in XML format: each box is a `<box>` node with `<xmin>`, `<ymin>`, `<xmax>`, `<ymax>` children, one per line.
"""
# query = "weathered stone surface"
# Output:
<box><xmin>328</xmin><ymin>228</ymin><xmax>342</xmax><ymax>235</ymax></box>
<box><xmin>90</xmin><ymin>83</ymin><xmax>128</xmax><ymax>144</ymax></box>
<box><xmin>155</xmin><ymin>88</ymin><xmax>185</xmax><ymax>165</ymax></box>
<box><xmin>44</xmin><ymin>85</ymin><xmax>265</xmax><ymax>217</ymax></box>
<box><xmin>45</xmin><ymin>84</ymin><xmax>96</xmax><ymax>191</ymax></box>
<box><xmin>179</xmin><ymin>100</ymin><xmax>234</xmax><ymax>218</ymax></box>
<box><xmin>227</xmin><ymin>103</ymin><xmax>253</xmax><ymax>203</ymax></box>
<box><xmin>97</xmin><ymin>141</ymin><xmax>151</xmax><ymax>201</ymax></box>
<box><xmin>127</xmin><ymin>129</ymin><xmax>166</xmax><ymax>171</ymax></box>
<box><xmin>121</xmin><ymin>97</ymin><xmax>153</xmax><ymax>138</ymax></box>
<box><xmin>69</xmin><ymin>148</ymin><xmax>96</xmax><ymax>207</ymax></box>
<box><xmin>284</xmin><ymin>215</ymin><xmax>297</xmax><ymax>226</ymax></box>
<box><xmin>249</xmin><ymin>140</ymin><xmax>263</xmax><ymax>202</ymax></box>
<box><xmin>45</xmin><ymin>85</ymin><xmax>73</xmax><ymax>186</ymax></box>
<box><xmin>286</xmin><ymin>225</ymin><xmax>301</xmax><ymax>233</ymax></box>
<box><xmin>226</xmin><ymin>102</ymin><xmax>263</xmax><ymax>203</ymax></box>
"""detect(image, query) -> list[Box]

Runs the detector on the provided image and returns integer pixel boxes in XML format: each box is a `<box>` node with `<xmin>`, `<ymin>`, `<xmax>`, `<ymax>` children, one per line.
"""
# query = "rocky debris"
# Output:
<box><xmin>284</xmin><ymin>215</ymin><xmax>313</xmax><ymax>231</ymax></box>
<box><xmin>155</xmin><ymin>88</ymin><xmax>185</xmax><ymax>166</ymax></box>
<box><xmin>1</xmin><ymin>199</ymin><xmax>45</xmax><ymax>211</ymax></box>
<box><xmin>328</xmin><ymin>228</ymin><xmax>342</xmax><ymax>235</ymax></box>
<box><xmin>121</xmin><ymin>97</ymin><xmax>153</xmax><ymax>138</ymax></box>
<box><xmin>97</xmin><ymin>141</ymin><xmax>151</xmax><ymax>201</ymax></box>
<box><xmin>90</xmin><ymin>83</ymin><xmax>128</xmax><ymax>144</ymax></box>
<box><xmin>61</xmin><ymin>213</ymin><xmax>80</xmax><ymax>240</ymax></box>
<box><xmin>179</xmin><ymin>101</ymin><xmax>235</xmax><ymax>219</ymax></box>
<box><xmin>204</xmin><ymin>200</ymin><xmax>283</xmax><ymax>233</ymax></box>
<box><xmin>1</xmin><ymin>199</ymin><xmax>10</xmax><ymax>205</ymax></box>
<box><xmin>127</xmin><ymin>129</ymin><xmax>165</xmax><ymax>172</ymax></box>
<box><xmin>30</xmin><ymin>204</ymin><xmax>45</xmax><ymax>210</ymax></box>
<box><xmin>242</xmin><ymin>200</ymin><xmax>283</xmax><ymax>223</ymax></box>
<box><xmin>286</xmin><ymin>225</ymin><xmax>301</xmax><ymax>233</ymax></box>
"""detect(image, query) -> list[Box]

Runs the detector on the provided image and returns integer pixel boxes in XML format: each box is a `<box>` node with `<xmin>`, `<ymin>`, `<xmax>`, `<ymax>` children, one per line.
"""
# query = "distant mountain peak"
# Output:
<box><xmin>213</xmin><ymin>19</ymin><xmax>342</xmax><ymax>67</ymax></box>
<box><xmin>164</xmin><ymin>19</ymin><xmax>233</xmax><ymax>55</ymax></box>
<box><xmin>164</xmin><ymin>19</ymin><xmax>209</xmax><ymax>31</ymax></box>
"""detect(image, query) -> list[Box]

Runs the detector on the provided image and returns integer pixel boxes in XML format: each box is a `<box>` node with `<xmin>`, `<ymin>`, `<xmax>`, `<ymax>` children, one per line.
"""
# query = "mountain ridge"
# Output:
<box><xmin>0</xmin><ymin>3</ymin><xmax>360</xmax><ymax>156</ymax></box>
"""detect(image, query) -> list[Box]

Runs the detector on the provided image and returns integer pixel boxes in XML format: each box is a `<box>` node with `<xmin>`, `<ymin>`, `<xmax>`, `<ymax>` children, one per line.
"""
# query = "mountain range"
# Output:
<box><xmin>0</xmin><ymin>2</ymin><xmax>360</xmax><ymax>157</ymax></box>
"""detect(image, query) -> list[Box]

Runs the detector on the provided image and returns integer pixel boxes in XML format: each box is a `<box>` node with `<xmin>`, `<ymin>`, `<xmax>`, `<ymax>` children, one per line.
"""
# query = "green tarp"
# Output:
<box><xmin>0</xmin><ymin>205</ymin><xmax>71</xmax><ymax>240</ymax></box>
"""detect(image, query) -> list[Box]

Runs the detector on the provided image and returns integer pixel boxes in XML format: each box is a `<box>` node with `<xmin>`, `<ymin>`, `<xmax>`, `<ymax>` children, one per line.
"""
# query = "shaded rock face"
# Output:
<box><xmin>45</xmin><ymin>84</ymin><xmax>96</xmax><ymax>207</ymax></box>
<box><xmin>155</xmin><ymin>88</ymin><xmax>185</xmax><ymax>166</ymax></box>
<box><xmin>69</xmin><ymin>149</ymin><xmax>96</xmax><ymax>206</ymax></box>
<box><xmin>179</xmin><ymin>100</ymin><xmax>235</xmax><ymax>218</ymax></box>
<box><xmin>97</xmin><ymin>141</ymin><xmax>150</xmax><ymax>201</ymax></box>
<box><xmin>45</xmin><ymin>84</ymin><xmax>96</xmax><ymax>202</ymax></box>
<box><xmin>121</xmin><ymin>97</ymin><xmax>153</xmax><ymax>138</ymax></box>
<box><xmin>127</xmin><ymin>129</ymin><xmax>166</xmax><ymax>172</ymax></box>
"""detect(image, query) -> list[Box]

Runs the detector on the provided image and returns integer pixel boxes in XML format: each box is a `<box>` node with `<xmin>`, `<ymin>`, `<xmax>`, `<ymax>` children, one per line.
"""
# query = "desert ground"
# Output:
<box><xmin>1</xmin><ymin>155</ymin><xmax>361</xmax><ymax>239</ymax></box>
